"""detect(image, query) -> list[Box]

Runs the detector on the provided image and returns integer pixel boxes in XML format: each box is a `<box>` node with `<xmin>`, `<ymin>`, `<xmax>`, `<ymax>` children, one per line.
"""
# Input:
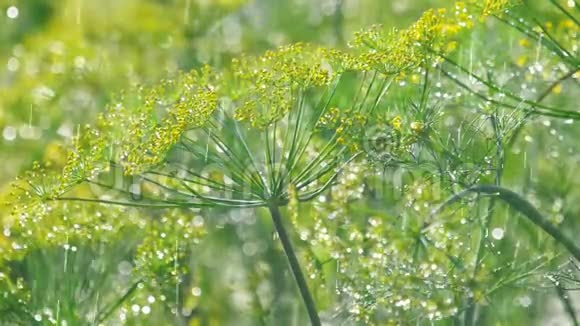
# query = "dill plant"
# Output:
<box><xmin>298</xmin><ymin>0</ymin><xmax>580</xmax><ymax>324</ymax></box>
<box><xmin>2</xmin><ymin>0</ymin><xmax>580</xmax><ymax>325</ymax></box>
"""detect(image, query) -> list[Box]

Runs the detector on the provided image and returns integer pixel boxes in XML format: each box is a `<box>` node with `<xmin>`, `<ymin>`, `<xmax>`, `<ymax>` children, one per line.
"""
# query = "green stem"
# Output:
<box><xmin>95</xmin><ymin>279</ymin><xmax>142</xmax><ymax>324</ymax></box>
<box><xmin>556</xmin><ymin>285</ymin><xmax>579</xmax><ymax>326</ymax></box>
<box><xmin>268</xmin><ymin>205</ymin><xmax>321</xmax><ymax>326</ymax></box>
<box><xmin>464</xmin><ymin>113</ymin><xmax>504</xmax><ymax>326</ymax></box>
<box><xmin>433</xmin><ymin>185</ymin><xmax>580</xmax><ymax>261</ymax></box>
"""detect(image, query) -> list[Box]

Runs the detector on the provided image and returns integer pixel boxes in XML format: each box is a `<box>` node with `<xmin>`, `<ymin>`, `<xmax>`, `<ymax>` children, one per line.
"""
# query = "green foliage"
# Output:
<box><xmin>1</xmin><ymin>0</ymin><xmax>580</xmax><ymax>325</ymax></box>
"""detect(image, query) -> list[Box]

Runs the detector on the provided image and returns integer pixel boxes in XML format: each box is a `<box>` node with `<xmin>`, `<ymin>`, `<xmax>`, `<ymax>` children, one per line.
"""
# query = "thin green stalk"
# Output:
<box><xmin>549</xmin><ymin>0</ymin><xmax>580</xmax><ymax>26</ymax></box>
<box><xmin>268</xmin><ymin>205</ymin><xmax>321</xmax><ymax>326</ymax></box>
<box><xmin>464</xmin><ymin>113</ymin><xmax>504</xmax><ymax>326</ymax></box>
<box><xmin>95</xmin><ymin>280</ymin><xmax>142</xmax><ymax>324</ymax></box>
<box><xmin>556</xmin><ymin>285</ymin><xmax>580</xmax><ymax>326</ymax></box>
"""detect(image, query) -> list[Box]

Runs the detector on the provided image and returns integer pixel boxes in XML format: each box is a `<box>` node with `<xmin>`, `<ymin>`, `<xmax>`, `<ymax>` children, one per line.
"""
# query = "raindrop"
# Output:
<box><xmin>192</xmin><ymin>216</ymin><xmax>204</xmax><ymax>227</ymax></box>
<box><xmin>49</xmin><ymin>42</ymin><xmax>64</xmax><ymax>55</ymax></box>
<box><xmin>191</xmin><ymin>287</ymin><xmax>202</xmax><ymax>297</ymax></box>
<box><xmin>491</xmin><ymin>228</ymin><xmax>504</xmax><ymax>240</ymax></box>
<box><xmin>517</xmin><ymin>295</ymin><xmax>532</xmax><ymax>307</ymax></box>
<box><xmin>118</xmin><ymin>261</ymin><xmax>133</xmax><ymax>276</ymax></box>
<box><xmin>6</xmin><ymin>6</ymin><xmax>19</xmax><ymax>19</ymax></box>
<box><xmin>57</xmin><ymin>124</ymin><xmax>73</xmax><ymax>138</ymax></box>
<box><xmin>19</xmin><ymin>125</ymin><xmax>42</xmax><ymax>140</ymax></box>
<box><xmin>2</xmin><ymin>126</ymin><xmax>17</xmax><ymax>141</ymax></box>
<box><xmin>74</xmin><ymin>56</ymin><xmax>86</xmax><ymax>69</ymax></box>
<box><xmin>32</xmin><ymin>86</ymin><xmax>56</xmax><ymax>103</ymax></box>
<box><xmin>242</xmin><ymin>242</ymin><xmax>257</xmax><ymax>256</ymax></box>
<box><xmin>542</xmin><ymin>120</ymin><xmax>551</xmax><ymax>127</ymax></box>
<box><xmin>7</xmin><ymin>57</ymin><xmax>19</xmax><ymax>72</ymax></box>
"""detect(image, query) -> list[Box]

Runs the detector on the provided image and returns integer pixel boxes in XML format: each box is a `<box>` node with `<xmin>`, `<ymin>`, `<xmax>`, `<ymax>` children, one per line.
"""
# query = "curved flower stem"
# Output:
<box><xmin>432</xmin><ymin>185</ymin><xmax>580</xmax><ymax>261</ymax></box>
<box><xmin>268</xmin><ymin>205</ymin><xmax>321</xmax><ymax>326</ymax></box>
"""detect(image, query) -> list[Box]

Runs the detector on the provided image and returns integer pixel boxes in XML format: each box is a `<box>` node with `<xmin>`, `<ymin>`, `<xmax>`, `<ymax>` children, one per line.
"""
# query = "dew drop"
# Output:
<box><xmin>7</xmin><ymin>57</ymin><xmax>19</xmax><ymax>72</ymax></box>
<box><xmin>491</xmin><ymin>228</ymin><xmax>504</xmax><ymax>240</ymax></box>
<box><xmin>6</xmin><ymin>6</ymin><xmax>19</xmax><ymax>19</ymax></box>
<box><xmin>2</xmin><ymin>126</ymin><xmax>17</xmax><ymax>141</ymax></box>
<box><xmin>141</xmin><ymin>306</ymin><xmax>151</xmax><ymax>314</ymax></box>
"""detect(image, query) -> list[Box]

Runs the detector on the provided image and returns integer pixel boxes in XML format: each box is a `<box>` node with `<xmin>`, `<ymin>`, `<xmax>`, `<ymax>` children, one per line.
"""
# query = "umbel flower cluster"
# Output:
<box><xmin>29</xmin><ymin>0</ymin><xmax>508</xmax><ymax>198</ymax></box>
<box><xmin>2</xmin><ymin>0</ymin><xmax>580</xmax><ymax>324</ymax></box>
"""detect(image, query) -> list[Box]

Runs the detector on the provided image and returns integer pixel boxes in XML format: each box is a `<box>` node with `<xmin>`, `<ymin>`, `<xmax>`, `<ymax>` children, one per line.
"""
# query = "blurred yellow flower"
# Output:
<box><xmin>392</xmin><ymin>115</ymin><xmax>403</xmax><ymax>130</ymax></box>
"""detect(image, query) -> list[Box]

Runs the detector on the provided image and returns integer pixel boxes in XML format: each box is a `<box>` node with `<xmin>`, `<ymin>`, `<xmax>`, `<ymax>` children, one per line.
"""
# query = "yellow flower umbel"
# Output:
<box><xmin>230</xmin><ymin>43</ymin><xmax>343</xmax><ymax>128</ymax></box>
<box><xmin>351</xmin><ymin>0</ymin><xmax>514</xmax><ymax>77</ymax></box>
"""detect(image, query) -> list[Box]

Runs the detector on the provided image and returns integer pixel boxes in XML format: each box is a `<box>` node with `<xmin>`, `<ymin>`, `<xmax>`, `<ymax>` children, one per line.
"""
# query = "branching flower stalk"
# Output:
<box><xmin>15</xmin><ymin>43</ymin><xmax>394</xmax><ymax>323</ymax></box>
